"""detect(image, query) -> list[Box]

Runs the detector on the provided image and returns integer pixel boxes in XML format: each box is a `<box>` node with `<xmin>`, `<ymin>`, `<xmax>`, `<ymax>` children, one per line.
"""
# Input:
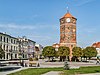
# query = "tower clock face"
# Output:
<box><xmin>66</xmin><ymin>18</ymin><xmax>70</xmax><ymax>22</ymax></box>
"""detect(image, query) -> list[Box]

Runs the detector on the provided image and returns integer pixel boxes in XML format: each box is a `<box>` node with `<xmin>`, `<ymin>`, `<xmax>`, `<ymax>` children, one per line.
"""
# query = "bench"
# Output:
<box><xmin>29</xmin><ymin>61</ymin><xmax>40</xmax><ymax>67</ymax></box>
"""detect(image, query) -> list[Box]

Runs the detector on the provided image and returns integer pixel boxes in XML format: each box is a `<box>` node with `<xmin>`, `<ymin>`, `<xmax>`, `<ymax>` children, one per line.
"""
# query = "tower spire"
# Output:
<box><xmin>67</xmin><ymin>6</ymin><xmax>69</xmax><ymax>13</ymax></box>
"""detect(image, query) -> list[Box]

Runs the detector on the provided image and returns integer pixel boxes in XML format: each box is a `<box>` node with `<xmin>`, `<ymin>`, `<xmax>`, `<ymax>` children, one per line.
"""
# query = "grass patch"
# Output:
<box><xmin>63</xmin><ymin>66</ymin><xmax>100</xmax><ymax>75</ymax></box>
<box><xmin>8</xmin><ymin>67</ymin><xmax>63</xmax><ymax>75</ymax></box>
<box><xmin>8</xmin><ymin>66</ymin><xmax>100</xmax><ymax>75</ymax></box>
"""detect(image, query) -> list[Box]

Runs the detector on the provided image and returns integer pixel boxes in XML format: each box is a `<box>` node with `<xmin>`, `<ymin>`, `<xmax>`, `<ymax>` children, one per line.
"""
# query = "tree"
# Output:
<box><xmin>0</xmin><ymin>45</ymin><xmax>5</xmax><ymax>59</ymax></box>
<box><xmin>83</xmin><ymin>47</ymin><xmax>97</xmax><ymax>61</ymax></box>
<box><xmin>42</xmin><ymin>46</ymin><xmax>56</xmax><ymax>61</ymax></box>
<box><xmin>57</xmin><ymin>46</ymin><xmax>70</xmax><ymax>61</ymax></box>
<box><xmin>72</xmin><ymin>47</ymin><xmax>82</xmax><ymax>62</ymax></box>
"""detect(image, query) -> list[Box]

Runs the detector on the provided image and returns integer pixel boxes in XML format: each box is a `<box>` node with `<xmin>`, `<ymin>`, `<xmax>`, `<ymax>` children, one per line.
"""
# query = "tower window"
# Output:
<box><xmin>68</xmin><ymin>37</ymin><xmax>70</xmax><ymax>39</ymax></box>
<box><xmin>71</xmin><ymin>45</ymin><xmax>73</xmax><ymax>47</ymax></box>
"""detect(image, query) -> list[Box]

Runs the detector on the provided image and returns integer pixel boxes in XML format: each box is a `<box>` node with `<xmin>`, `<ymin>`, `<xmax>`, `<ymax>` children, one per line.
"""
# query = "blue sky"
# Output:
<box><xmin>0</xmin><ymin>0</ymin><xmax>100</xmax><ymax>47</ymax></box>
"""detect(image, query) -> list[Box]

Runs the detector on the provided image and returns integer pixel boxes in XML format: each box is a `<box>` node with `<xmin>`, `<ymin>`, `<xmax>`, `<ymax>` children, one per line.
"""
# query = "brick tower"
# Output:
<box><xmin>60</xmin><ymin>10</ymin><xmax>77</xmax><ymax>61</ymax></box>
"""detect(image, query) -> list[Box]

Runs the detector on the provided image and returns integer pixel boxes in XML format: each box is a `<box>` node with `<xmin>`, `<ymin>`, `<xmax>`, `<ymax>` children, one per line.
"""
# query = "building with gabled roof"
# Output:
<box><xmin>92</xmin><ymin>42</ymin><xmax>100</xmax><ymax>57</ymax></box>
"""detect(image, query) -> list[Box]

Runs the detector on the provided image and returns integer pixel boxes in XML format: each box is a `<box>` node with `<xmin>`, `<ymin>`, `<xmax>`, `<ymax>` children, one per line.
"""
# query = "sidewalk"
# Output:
<box><xmin>42</xmin><ymin>71</ymin><xmax>61</xmax><ymax>75</ymax></box>
<box><xmin>79</xmin><ymin>73</ymin><xmax>100</xmax><ymax>75</ymax></box>
<box><xmin>0</xmin><ymin>67</ymin><xmax>28</xmax><ymax>75</ymax></box>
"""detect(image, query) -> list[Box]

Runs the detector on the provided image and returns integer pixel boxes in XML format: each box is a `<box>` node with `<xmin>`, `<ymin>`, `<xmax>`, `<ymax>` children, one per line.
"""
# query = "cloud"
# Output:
<box><xmin>84</xmin><ymin>28</ymin><xmax>96</xmax><ymax>33</ymax></box>
<box><xmin>69</xmin><ymin>0</ymin><xmax>96</xmax><ymax>6</ymax></box>
<box><xmin>0</xmin><ymin>23</ymin><xmax>59</xmax><ymax>30</ymax></box>
<box><xmin>0</xmin><ymin>23</ymin><xmax>36</xmax><ymax>30</ymax></box>
<box><xmin>0</xmin><ymin>23</ymin><xmax>59</xmax><ymax>46</ymax></box>
<box><xmin>26</xmin><ymin>31</ymin><xmax>59</xmax><ymax>46</ymax></box>
<box><xmin>73</xmin><ymin>0</ymin><xmax>96</xmax><ymax>6</ymax></box>
<box><xmin>29</xmin><ymin>35</ymin><xmax>51</xmax><ymax>39</ymax></box>
<box><xmin>27</xmin><ymin>35</ymin><xmax>56</xmax><ymax>46</ymax></box>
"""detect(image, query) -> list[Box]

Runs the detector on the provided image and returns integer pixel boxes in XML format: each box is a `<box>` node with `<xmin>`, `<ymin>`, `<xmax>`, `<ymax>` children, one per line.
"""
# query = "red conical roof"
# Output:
<box><xmin>61</xmin><ymin>12</ymin><xmax>76</xmax><ymax>19</ymax></box>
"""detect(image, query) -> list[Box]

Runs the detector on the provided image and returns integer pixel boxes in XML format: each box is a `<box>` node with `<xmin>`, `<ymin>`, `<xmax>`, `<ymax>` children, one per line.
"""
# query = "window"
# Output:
<box><xmin>68</xmin><ymin>37</ymin><xmax>70</xmax><ymax>39</ymax></box>
<box><xmin>0</xmin><ymin>36</ymin><xmax>2</xmax><ymax>41</ymax></box>
<box><xmin>4</xmin><ymin>54</ymin><xmax>5</xmax><ymax>59</ymax></box>
<box><xmin>11</xmin><ymin>46</ymin><xmax>13</xmax><ymax>50</ymax></box>
<box><xmin>16</xmin><ymin>47</ymin><xmax>17</xmax><ymax>51</ymax></box>
<box><xmin>7</xmin><ymin>53</ymin><xmax>9</xmax><ymax>59</ymax></box>
<box><xmin>71</xmin><ymin>45</ymin><xmax>73</xmax><ymax>47</ymax></box>
<box><xmin>4</xmin><ymin>37</ymin><xmax>5</xmax><ymax>42</ymax></box>
<box><xmin>0</xmin><ymin>44</ymin><xmax>2</xmax><ymax>48</ymax></box>
<box><xmin>13</xmin><ymin>40</ymin><xmax>16</xmax><ymax>44</ymax></box>
<box><xmin>14</xmin><ymin>46</ymin><xmax>15</xmax><ymax>50</ymax></box>
<box><xmin>6</xmin><ymin>45</ymin><xmax>8</xmax><ymax>51</ymax></box>
<box><xmin>15</xmin><ymin>54</ymin><xmax>17</xmax><ymax>58</ymax></box>
<box><xmin>14</xmin><ymin>40</ymin><xmax>15</xmax><ymax>44</ymax></box>
<box><xmin>68</xmin><ymin>27</ymin><xmax>70</xmax><ymax>29</ymax></box>
<box><xmin>3</xmin><ymin>44</ymin><xmax>5</xmax><ymax>50</ymax></box>
<box><xmin>23</xmin><ymin>54</ymin><xmax>24</xmax><ymax>58</ymax></box>
<box><xmin>11</xmin><ymin>39</ymin><xmax>13</xmax><ymax>43</ymax></box>
<box><xmin>7</xmin><ymin>38</ymin><xmax>8</xmax><ymax>43</ymax></box>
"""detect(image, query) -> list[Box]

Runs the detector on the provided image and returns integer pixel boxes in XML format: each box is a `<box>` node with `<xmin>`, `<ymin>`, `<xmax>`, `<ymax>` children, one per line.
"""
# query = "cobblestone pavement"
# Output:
<box><xmin>0</xmin><ymin>61</ymin><xmax>100</xmax><ymax>75</ymax></box>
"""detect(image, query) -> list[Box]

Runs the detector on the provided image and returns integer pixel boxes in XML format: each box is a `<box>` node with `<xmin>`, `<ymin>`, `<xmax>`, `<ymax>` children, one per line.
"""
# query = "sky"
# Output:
<box><xmin>0</xmin><ymin>0</ymin><xmax>100</xmax><ymax>48</ymax></box>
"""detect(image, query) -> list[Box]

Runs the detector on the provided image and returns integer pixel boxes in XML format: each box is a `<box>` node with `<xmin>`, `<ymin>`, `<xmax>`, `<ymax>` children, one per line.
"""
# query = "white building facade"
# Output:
<box><xmin>0</xmin><ymin>33</ymin><xmax>36</xmax><ymax>60</ymax></box>
<box><xmin>0</xmin><ymin>32</ymin><xmax>19</xmax><ymax>60</ymax></box>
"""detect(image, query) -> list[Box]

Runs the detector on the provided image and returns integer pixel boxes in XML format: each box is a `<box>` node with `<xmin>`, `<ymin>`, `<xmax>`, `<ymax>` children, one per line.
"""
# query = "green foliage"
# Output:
<box><xmin>33</xmin><ymin>57</ymin><xmax>38</xmax><ymax>61</ymax></box>
<box><xmin>0</xmin><ymin>45</ymin><xmax>5</xmax><ymax>59</ymax></box>
<box><xmin>72</xmin><ymin>47</ymin><xmax>82</xmax><ymax>57</ymax></box>
<box><xmin>83</xmin><ymin>47</ymin><xmax>97</xmax><ymax>59</ymax></box>
<box><xmin>42</xmin><ymin>46</ymin><xmax>56</xmax><ymax>57</ymax></box>
<box><xmin>29</xmin><ymin>58</ymin><xmax>33</xmax><ymax>61</ymax></box>
<box><xmin>72</xmin><ymin>47</ymin><xmax>82</xmax><ymax>61</ymax></box>
<box><xmin>57</xmin><ymin>46</ymin><xmax>70</xmax><ymax>56</ymax></box>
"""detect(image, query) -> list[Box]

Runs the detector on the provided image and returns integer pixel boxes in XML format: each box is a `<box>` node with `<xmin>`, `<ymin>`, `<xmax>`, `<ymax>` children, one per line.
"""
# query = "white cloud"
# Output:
<box><xmin>27</xmin><ymin>35</ymin><xmax>52</xmax><ymax>40</ymax></box>
<box><xmin>0</xmin><ymin>23</ymin><xmax>59</xmax><ymax>30</ymax></box>
<box><xmin>0</xmin><ymin>23</ymin><xmax>36</xmax><ymax>30</ymax></box>
<box><xmin>83</xmin><ymin>28</ymin><xmax>96</xmax><ymax>33</ymax></box>
<box><xmin>0</xmin><ymin>23</ymin><xmax>59</xmax><ymax>46</ymax></box>
<box><xmin>78</xmin><ymin>0</ymin><xmax>94</xmax><ymax>6</ymax></box>
<box><xmin>74</xmin><ymin>0</ymin><xmax>96</xmax><ymax>6</ymax></box>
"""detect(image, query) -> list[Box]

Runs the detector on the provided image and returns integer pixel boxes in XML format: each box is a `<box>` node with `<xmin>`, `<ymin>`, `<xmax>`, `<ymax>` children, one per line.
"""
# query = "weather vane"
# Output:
<box><xmin>67</xmin><ymin>1</ymin><xmax>69</xmax><ymax>13</ymax></box>
<box><xmin>67</xmin><ymin>6</ymin><xmax>69</xmax><ymax>13</ymax></box>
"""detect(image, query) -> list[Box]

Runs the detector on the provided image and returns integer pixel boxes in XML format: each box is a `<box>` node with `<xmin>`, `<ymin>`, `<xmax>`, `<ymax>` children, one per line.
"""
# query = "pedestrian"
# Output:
<box><xmin>96</xmin><ymin>57</ymin><xmax>100</xmax><ymax>65</ymax></box>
